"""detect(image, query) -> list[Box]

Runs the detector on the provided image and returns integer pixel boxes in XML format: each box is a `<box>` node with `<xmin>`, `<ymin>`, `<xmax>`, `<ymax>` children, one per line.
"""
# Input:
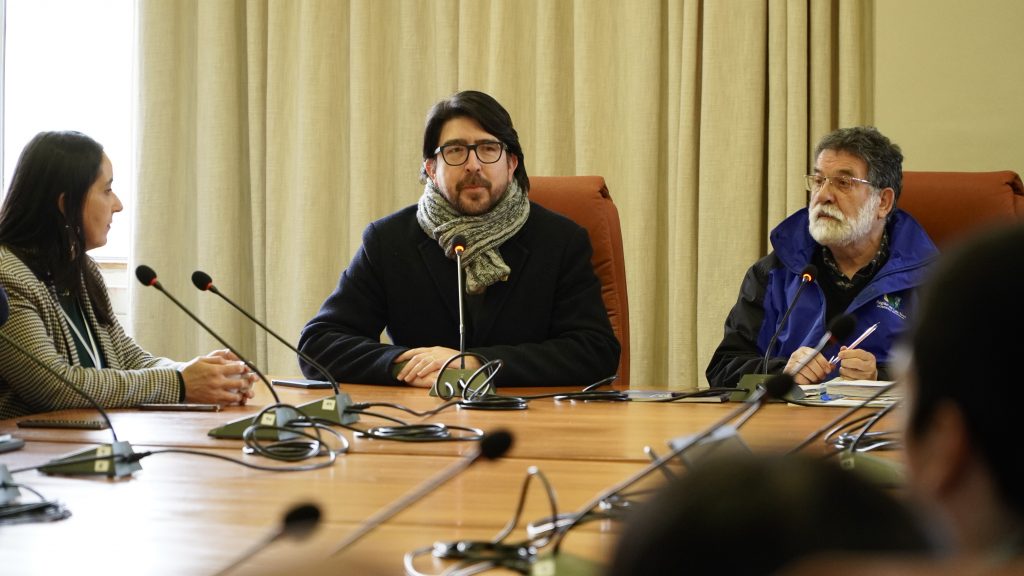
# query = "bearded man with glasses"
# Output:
<box><xmin>707</xmin><ymin>126</ymin><xmax>938</xmax><ymax>388</ymax></box>
<box><xmin>299</xmin><ymin>91</ymin><xmax>619</xmax><ymax>388</ymax></box>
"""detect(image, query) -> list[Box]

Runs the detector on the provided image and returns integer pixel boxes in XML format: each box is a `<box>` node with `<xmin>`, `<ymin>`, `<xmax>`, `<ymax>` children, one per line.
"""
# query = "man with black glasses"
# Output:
<box><xmin>707</xmin><ymin>126</ymin><xmax>938</xmax><ymax>388</ymax></box>
<box><xmin>300</xmin><ymin>91</ymin><xmax>619</xmax><ymax>388</ymax></box>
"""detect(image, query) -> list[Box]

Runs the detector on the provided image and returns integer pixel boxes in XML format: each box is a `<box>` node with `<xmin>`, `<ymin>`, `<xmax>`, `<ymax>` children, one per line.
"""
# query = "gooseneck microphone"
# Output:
<box><xmin>453</xmin><ymin>235</ymin><xmax>468</xmax><ymax>369</ymax></box>
<box><xmin>551</xmin><ymin>377</ymin><xmax>794</xmax><ymax>553</ymax></box>
<box><xmin>329</xmin><ymin>429</ymin><xmax>513</xmax><ymax>557</ymax></box>
<box><xmin>212</xmin><ymin>503</ymin><xmax>322</xmax><ymax>576</ymax></box>
<box><xmin>785</xmin><ymin>313</ymin><xmax>857</xmax><ymax>378</ymax></box>
<box><xmin>430</xmin><ymin>235</ymin><xmax>500</xmax><ymax>400</ymax></box>
<box><xmin>0</xmin><ymin>287</ymin><xmax>140</xmax><ymax>477</ymax></box>
<box><xmin>135</xmin><ymin>265</ymin><xmax>299</xmax><ymax>440</ymax></box>
<box><xmin>190</xmin><ymin>270</ymin><xmax>357</xmax><ymax>427</ymax></box>
<box><xmin>135</xmin><ymin>265</ymin><xmax>278</xmax><ymax>401</ymax></box>
<box><xmin>761</xmin><ymin>264</ymin><xmax>818</xmax><ymax>374</ymax></box>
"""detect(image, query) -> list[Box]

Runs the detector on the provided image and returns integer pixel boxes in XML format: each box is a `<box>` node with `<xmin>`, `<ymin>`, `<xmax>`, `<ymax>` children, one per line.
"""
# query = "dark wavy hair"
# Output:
<box><xmin>814</xmin><ymin>126</ymin><xmax>903</xmax><ymax>206</ymax></box>
<box><xmin>0</xmin><ymin>131</ymin><xmax>113</xmax><ymax>324</ymax></box>
<box><xmin>609</xmin><ymin>454</ymin><xmax>930</xmax><ymax>575</ymax></box>
<box><xmin>419</xmin><ymin>90</ymin><xmax>529</xmax><ymax>193</ymax></box>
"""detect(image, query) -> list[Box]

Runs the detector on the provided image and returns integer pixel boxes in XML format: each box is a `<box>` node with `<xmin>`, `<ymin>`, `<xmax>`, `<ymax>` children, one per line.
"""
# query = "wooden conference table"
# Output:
<box><xmin>0</xmin><ymin>383</ymin><xmax>882</xmax><ymax>575</ymax></box>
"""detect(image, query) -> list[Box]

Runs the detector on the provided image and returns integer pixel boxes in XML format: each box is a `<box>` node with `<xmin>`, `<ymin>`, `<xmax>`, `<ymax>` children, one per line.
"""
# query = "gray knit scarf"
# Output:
<box><xmin>416</xmin><ymin>178</ymin><xmax>530</xmax><ymax>294</ymax></box>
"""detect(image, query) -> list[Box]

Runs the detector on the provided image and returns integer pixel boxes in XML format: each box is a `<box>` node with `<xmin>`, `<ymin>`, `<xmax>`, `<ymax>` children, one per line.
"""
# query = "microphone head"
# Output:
<box><xmin>191</xmin><ymin>270</ymin><xmax>214</xmax><ymax>292</ymax></box>
<box><xmin>828</xmin><ymin>314</ymin><xmax>857</xmax><ymax>342</ymax></box>
<box><xmin>800</xmin><ymin>264</ymin><xmax>818</xmax><ymax>283</ymax></box>
<box><xmin>135</xmin><ymin>265</ymin><xmax>158</xmax><ymax>287</ymax></box>
<box><xmin>0</xmin><ymin>285</ymin><xmax>9</xmax><ymax>327</ymax></box>
<box><xmin>479</xmin><ymin>430</ymin><xmax>513</xmax><ymax>460</ymax></box>
<box><xmin>281</xmin><ymin>503</ymin><xmax>322</xmax><ymax>540</ymax></box>
<box><xmin>763</xmin><ymin>374</ymin><xmax>797</xmax><ymax>400</ymax></box>
<box><xmin>452</xmin><ymin>235</ymin><xmax>468</xmax><ymax>255</ymax></box>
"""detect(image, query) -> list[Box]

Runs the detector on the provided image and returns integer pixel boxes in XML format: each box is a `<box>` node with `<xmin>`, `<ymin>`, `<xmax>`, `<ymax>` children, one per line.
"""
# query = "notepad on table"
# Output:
<box><xmin>824</xmin><ymin>379</ymin><xmax>899</xmax><ymax>400</ymax></box>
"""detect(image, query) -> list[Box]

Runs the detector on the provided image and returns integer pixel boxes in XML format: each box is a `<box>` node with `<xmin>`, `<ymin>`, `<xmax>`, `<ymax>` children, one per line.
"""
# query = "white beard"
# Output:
<box><xmin>808</xmin><ymin>192</ymin><xmax>881</xmax><ymax>247</ymax></box>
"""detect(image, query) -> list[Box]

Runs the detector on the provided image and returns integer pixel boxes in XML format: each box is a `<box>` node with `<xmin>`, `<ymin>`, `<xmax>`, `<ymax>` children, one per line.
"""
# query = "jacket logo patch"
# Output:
<box><xmin>876</xmin><ymin>294</ymin><xmax>906</xmax><ymax>320</ymax></box>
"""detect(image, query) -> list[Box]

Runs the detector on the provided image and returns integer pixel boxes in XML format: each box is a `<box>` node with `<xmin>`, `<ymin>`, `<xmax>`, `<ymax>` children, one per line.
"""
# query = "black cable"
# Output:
<box><xmin>551</xmin><ymin>390</ymin><xmax>627</xmax><ymax>402</ymax></box>
<box><xmin>643</xmin><ymin>387</ymin><xmax>737</xmax><ymax>403</ymax></box>
<box><xmin>138</xmin><ymin>447</ymin><xmax>340</xmax><ymax>472</ymax></box>
<box><xmin>511</xmin><ymin>374</ymin><xmax>621</xmax><ymax>401</ymax></box>
<box><xmin>432</xmin><ymin>353</ymin><xmax>497</xmax><ymax>399</ymax></box>
<box><xmin>457</xmin><ymin>395</ymin><xmax>529</xmax><ymax>411</ymax></box>
<box><xmin>348</xmin><ymin>400</ymin><xmax>462</xmax><ymax>419</ymax></box>
<box><xmin>330</xmin><ymin>405</ymin><xmax>486</xmax><ymax>442</ymax></box>
<box><xmin>833</xmin><ymin>430</ymin><xmax>901</xmax><ymax>452</ymax></box>
<box><xmin>822</xmin><ymin>413</ymin><xmax>876</xmax><ymax>448</ymax></box>
<box><xmin>357</xmin><ymin>423</ymin><xmax>485</xmax><ymax>443</ymax></box>
<box><xmin>404</xmin><ymin>467</ymin><xmax>561</xmax><ymax>576</ymax></box>
<box><xmin>341</xmin><ymin>409</ymin><xmax>410</xmax><ymax>426</ymax></box>
<box><xmin>848</xmin><ymin>399</ymin><xmax>902</xmax><ymax>453</ymax></box>
<box><xmin>238</xmin><ymin>403</ymin><xmax>347</xmax><ymax>463</ymax></box>
<box><xmin>581</xmin><ymin>374</ymin><xmax>618</xmax><ymax>391</ymax></box>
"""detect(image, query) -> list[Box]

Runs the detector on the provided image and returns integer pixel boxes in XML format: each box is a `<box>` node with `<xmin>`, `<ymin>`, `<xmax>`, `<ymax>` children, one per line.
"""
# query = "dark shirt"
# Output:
<box><xmin>815</xmin><ymin>230</ymin><xmax>890</xmax><ymax>325</ymax></box>
<box><xmin>57</xmin><ymin>291</ymin><xmax>105</xmax><ymax>369</ymax></box>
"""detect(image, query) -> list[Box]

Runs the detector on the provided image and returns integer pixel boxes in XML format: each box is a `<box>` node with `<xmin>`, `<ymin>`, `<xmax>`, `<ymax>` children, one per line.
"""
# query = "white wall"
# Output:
<box><xmin>874</xmin><ymin>0</ymin><xmax>1024</xmax><ymax>174</ymax></box>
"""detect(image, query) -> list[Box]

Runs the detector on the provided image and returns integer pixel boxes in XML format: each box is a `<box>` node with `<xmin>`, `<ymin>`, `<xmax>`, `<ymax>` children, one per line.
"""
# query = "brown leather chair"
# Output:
<box><xmin>529</xmin><ymin>176</ymin><xmax>630</xmax><ymax>388</ymax></box>
<box><xmin>900</xmin><ymin>170</ymin><xmax>1024</xmax><ymax>249</ymax></box>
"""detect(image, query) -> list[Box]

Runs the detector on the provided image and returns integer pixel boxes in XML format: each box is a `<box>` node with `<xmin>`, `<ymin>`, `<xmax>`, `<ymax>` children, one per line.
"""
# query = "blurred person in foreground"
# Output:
<box><xmin>608</xmin><ymin>454</ymin><xmax>931</xmax><ymax>575</ymax></box>
<box><xmin>902</xmin><ymin>224</ymin><xmax>1024</xmax><ymax>560</ymax></box>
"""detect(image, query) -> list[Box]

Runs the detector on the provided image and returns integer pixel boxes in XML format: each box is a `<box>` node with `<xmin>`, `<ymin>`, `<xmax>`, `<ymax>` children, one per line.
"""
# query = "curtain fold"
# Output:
<box><xmin>135</xmin><ymin>0</ymin><xmax>870</xmax><ymax>389</ymax></box>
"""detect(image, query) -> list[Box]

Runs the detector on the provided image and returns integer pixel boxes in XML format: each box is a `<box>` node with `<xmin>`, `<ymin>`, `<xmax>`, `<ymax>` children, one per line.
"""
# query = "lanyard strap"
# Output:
<box><xmin>58</xmin><ymin>300</ymin><xmax>103</xmax><ymax>369</ymax></box>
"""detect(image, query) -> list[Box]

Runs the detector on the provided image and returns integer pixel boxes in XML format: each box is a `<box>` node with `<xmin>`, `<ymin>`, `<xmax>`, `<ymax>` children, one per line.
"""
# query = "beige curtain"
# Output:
<box><xmin>134</xmin><ymin>0</ymin><xmax>871</xmax><ymax>390</ymax></box>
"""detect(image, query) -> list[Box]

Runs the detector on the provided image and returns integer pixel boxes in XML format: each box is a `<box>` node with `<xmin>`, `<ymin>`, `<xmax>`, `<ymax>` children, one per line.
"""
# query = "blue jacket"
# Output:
<box><xmin>706</xmin><ymin>208</ymin><xmax>938</xmax><ymax>388</ymax></box>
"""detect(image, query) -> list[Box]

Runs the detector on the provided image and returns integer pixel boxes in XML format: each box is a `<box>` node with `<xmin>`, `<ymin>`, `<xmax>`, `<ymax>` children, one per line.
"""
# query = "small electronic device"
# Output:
<box><xmin>137</xmin><ymin>403</ymin><xmax>222</xmax><ymax>412</ymax></box>
<box><xmin>17</xmin><ymin>419</ymin><xmax>109</xmax><ymax>430</ymax></box>
<box><xmin>271</xmin><ymin>378</ymin><xmax>332</xmax><ymax>389</ymax></box>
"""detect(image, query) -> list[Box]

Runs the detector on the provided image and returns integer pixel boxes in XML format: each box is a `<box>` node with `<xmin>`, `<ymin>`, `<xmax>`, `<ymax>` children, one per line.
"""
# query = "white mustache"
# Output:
<box><xmin>811</xmin><ymin>203</ymin><xmax>846</xmax><ymax>223</ymax></box>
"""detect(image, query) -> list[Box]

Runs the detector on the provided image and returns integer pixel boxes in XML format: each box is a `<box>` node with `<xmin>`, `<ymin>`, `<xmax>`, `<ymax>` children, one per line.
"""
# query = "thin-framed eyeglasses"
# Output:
<box><xmin>805</xmin><ymin>174</ymin><xmax>875</xmax><ymax>194</ymax></box>
<box><xmin>434</xmin><ymin>141</ymin><xmax>506</xmax><ymax>166</ymax></box>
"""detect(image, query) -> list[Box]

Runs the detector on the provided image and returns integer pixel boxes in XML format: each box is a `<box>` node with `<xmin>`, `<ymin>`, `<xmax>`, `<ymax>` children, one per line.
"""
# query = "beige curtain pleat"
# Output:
<box><xmin>134</xmin><ymin>0</ymin><xmax>870</xmax><ymax>389</ymax></box>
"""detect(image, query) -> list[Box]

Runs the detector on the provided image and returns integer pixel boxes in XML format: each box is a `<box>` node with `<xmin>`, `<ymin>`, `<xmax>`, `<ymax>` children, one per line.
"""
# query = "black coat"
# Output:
<box><xmin>298</xmin><ymin>203</ymin><xmax>620</xmax><ymax>387</ymax></box>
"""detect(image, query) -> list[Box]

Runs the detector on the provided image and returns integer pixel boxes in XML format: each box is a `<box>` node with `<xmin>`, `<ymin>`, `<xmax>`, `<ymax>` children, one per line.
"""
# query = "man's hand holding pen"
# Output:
<box><xmin>833</xmin><ymin>347</ymin><xmax>878</xmax><ymax>381</ymax></box>
<box><xmin>830</xmin><ymin>322</ymin><xmax>880</xmax><ymax>380</ymax></box>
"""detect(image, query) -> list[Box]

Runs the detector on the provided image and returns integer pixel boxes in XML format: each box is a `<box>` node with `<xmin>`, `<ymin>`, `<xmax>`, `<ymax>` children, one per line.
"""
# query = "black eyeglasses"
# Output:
<box><xmin>805</xmin><ymin>174</ymin><xmax>875</xmax><ymax>194</ymax></box>
<box><xmin>433</xmin><ymin>141</ymin><xmax>506</xmax><ymax>167</ymax></box>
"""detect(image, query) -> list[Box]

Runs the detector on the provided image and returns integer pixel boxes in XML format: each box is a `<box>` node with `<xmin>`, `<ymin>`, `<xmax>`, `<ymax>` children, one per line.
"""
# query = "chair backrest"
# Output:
<box><xmin>528</xmin><ymin>176</ymin><xmax>630</xmax><ymax>388</ymax></box>
<box><xmin>899</xmin><ymin>170</ymin><xmax>1024</xmax><ymax>249</ymax></box>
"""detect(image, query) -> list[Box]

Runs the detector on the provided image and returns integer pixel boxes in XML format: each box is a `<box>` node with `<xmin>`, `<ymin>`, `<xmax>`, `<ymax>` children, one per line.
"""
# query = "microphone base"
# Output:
<box><xmin>839</xmin><ymin>451</ymin><xmax>905</xmax><ymax>487</ymax></box>
<box><xmin>668</xmin><ymin>424</ymin><xmax>752</xmax><ymax>467</ymax></box>
<box><xmin>1</xmin><ymin>464</ymin><xmax>21</xmax><ymax>505</ymax></box>
<box><xmin>295</xmin><ymin>392</ymin><xmax>358</xmax><ymax>426</ymax></box>
<box><xmin>207</xmin><ymin>406</ymin><xmax>303</xmax><ymax>440</ymax></box>
<box><xmin>39</xmin><ymin>441</ymin><xmax>142</xmax><ymax>478</ymax></box>
<box><xmin>734</xmin><ymin>373</ymin><xmax>805</xmax><ymax>403</ymax></box>
<box><xmin>429</xmin><ymin>368</ymin><xmax>492</xmax><ymax>398</ymax></box>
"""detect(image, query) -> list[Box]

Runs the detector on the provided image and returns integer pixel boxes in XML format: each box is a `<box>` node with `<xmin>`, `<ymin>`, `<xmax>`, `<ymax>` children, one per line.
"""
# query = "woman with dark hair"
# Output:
<box><xmin>0</xmin><ymin>131</ymin><xmax>255</xmax><ymax>419</ymax></box>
